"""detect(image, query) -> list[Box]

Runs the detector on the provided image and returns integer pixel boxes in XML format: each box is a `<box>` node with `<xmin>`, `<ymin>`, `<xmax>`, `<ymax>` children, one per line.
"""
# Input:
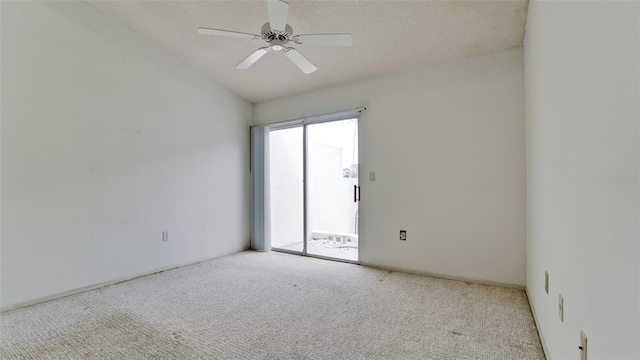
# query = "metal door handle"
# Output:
<box><xmin>354</xmin><ymin>185</ymin><xmax>360</xmax><ymax>202</ymax></box>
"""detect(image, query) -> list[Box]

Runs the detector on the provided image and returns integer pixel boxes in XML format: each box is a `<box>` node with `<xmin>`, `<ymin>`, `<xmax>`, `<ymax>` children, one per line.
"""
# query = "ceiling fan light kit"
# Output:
<box><xmin>197</xmin><ymin>0</ymin><xmax>352</xmax><ymax>74</ymax></box>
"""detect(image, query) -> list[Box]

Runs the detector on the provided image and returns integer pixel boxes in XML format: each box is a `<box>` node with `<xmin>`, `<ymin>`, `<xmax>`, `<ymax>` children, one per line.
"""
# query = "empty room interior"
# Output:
<box><xmin>1</xmin><ymin>0</ymin><xmax>638</xmax><ymax>359</ymax></box>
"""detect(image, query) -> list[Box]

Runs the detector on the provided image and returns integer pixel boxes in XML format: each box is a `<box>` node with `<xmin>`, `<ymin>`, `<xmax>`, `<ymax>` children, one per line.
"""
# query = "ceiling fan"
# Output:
<box><xmin>197</xmin><ymin>0</ymin><xmax>352</xmax><ymax>74</ymax></box>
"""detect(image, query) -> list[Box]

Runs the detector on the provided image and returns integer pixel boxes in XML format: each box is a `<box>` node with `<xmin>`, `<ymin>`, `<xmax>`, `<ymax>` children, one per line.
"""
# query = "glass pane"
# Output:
<box><xmin>269</xmin><ymin>127</ymin><xmax>304</xmax><ymax>252</ymax></box>
<box><xmin>307</xmin><ymin>119</ymin><xmax>359</xmax><ymax>261</ymax></box>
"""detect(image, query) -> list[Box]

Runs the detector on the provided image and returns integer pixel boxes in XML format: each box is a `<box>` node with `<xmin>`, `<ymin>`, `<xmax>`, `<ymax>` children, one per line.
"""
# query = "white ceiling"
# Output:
<box><xmin>88</xmin><ymin>0</ymin><xmax>528</xmax><ymax>103</ymax></box>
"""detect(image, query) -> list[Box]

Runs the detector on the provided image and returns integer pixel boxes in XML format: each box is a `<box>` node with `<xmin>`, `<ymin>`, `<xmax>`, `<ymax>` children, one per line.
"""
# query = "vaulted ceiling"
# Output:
<box><xmin>89</xmin><ymin>0</ymin><xmax>528</xmax><ymax>103</ymax></box>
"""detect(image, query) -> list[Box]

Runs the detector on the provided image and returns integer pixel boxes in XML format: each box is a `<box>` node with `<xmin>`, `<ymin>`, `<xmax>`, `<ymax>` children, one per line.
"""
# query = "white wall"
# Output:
<box><xmin>1</xmin><ymin>1</ymin><xmax>252</xmax><ymax>310</ymax></box>
<box><xmin>255</xmin><ymin>48</ymin><xmax>526</xmax><ymax>286</ymax></box>
<box><xmin>525</xmin><ymin>1</ymin><xmax>640</xmax><ymax>359</ymax></box>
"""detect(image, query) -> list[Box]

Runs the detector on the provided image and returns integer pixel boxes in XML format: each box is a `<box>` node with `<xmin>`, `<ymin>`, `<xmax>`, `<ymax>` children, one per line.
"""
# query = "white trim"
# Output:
<box><xmin>525</xmin><ymin>287</ymin><xmax>551</xmax><ymax>360</ymax></box>
<box><xmin>359</xmin><ymin>261</ymin><xmax>526</xmax><ymax>290</ymax></box>
<box><xmin>0</xmin><ymin>248</ymin><xmax>250</xmax><ymax>313</ymax></box>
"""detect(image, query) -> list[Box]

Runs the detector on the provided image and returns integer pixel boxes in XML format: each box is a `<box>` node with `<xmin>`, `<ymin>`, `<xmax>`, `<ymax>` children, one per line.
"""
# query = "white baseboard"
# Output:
<box><xmin>525</xmin><ymin>287</ymin><xmax>551</xmax><ymax>360</ymax></box>
<box><xmin>1</xmin><ymin>246</ymin><xmax>250</xmax><ymax>313</ymax></box>
<box><xmin>359</xmin><ymin>261</ymin><xmax>525</xmax><ymax>290</ymax></box>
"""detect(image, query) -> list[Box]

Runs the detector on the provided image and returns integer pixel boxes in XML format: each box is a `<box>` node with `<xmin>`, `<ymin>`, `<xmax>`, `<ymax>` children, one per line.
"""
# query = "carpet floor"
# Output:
<box><xmin>1</xmin><ymin>251</ymin><xmax>545</xmax><ymax>359</ymax></box>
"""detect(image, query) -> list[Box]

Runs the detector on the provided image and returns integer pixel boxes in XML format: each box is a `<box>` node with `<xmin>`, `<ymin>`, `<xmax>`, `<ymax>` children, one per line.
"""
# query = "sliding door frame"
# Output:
<box><xmin>302</xmin><ymin>124</ymin><xmax>309</xmax><ymax>257</ymax></box>
<box><xmin>253</xmin><ymin>107</ymin><xmax>365</xmax><ymax>264</ymax></box>
<box><xmin>266</xmin><ymin>123</ymin><xmax>305</xmax><ymax>256</ymax></box>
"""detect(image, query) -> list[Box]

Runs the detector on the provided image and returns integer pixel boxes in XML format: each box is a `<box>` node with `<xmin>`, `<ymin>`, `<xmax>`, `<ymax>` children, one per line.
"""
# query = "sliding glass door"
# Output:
<box><xmin>306</xmin><ymin>119</ymin><xmax>359</xmax><ymax>261</ymax></box>
<box><xmin>269</xmin><ymin>126</ymin><xmax>304</xmax><ymax>253</ymax></box>
<box><xmin>268</xmin><ymin>118</ymin><xmax>359</xmax><ymax>262</ymax></box>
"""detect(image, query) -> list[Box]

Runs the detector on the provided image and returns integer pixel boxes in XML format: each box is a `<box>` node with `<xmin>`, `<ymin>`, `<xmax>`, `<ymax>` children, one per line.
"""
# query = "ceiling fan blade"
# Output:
<box><xmin>267</xmin><ymin>0</ymin><xmax>289</xmax><ymax>32</ymax></box>
<box><xmin>284</xmin><ymin>48</ymin><xmax>317</xmax><ymax>74</ymax></box>
<box><xmin>197</xmin><ymin>28</ymin><xmax>259</xmax><ymax>40</ymax></box>
<box><xmin>235</xmin><ymin>48</ymin><xmax>270</xmax><ymax>69</ymax></box>
<box><xmin>295</xmin><ymin>34</ymin><xmax>353</xmax><ymax>47</ymax></box>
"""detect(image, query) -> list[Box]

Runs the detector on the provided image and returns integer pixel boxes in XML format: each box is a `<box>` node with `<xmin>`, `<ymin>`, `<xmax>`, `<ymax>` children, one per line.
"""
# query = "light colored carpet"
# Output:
<box><xmin>0</xmin><ymin>251</ymin><xmax>544</xmax><ymax>359</ymax></box>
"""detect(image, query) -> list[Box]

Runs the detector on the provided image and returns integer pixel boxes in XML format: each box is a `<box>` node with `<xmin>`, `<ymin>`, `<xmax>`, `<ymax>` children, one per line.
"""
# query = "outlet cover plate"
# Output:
<box><xmin>579</xmin><ymin>330</ymin><xmax>587</xmax><ymax>360</ymax></box>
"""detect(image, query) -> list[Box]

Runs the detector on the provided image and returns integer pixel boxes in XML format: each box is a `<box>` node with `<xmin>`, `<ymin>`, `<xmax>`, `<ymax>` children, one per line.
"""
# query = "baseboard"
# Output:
<box><xmin>359</xmin><ymin>261</ymin><xmax>525</xmax><ymax>290</ymax></box>
<box><xmin>1</xmin><ymin>245</ymin><xmax>250</xmax><ymax>313</ymax></box>
<box><xmin>525</xmin><ymin>287</ymin><xmax>551</xmax><ymax>360</ymax></box>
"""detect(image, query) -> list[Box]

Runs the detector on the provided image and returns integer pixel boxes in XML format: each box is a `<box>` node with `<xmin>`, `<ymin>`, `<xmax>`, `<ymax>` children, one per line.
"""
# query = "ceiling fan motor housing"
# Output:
<box><xmin>261</xmin><ymin>22</ymin><xmax>293</xmax><ymax>45</ymax></box>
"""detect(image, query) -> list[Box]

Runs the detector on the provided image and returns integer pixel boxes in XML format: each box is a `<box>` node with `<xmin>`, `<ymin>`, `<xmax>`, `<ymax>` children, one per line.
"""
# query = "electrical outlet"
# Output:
<box><xmin>399</xmin><ymin>230</ymin><xmax>407</xmax><ymax>241</ymax></box>
<box><xmin>558</xmin><ymin>294</ymin><xmax>564</xmax><ymax>322</ymax></box>
<box><xmin>162</xmin><ymin>230</ymin><xmax>170</xmax><ymax>242</ymax></box>
<box><xmin>579</xmin><ymin>331</ymin><xmax>587</xmax><ymax>360</ymax></box>
<box><xmin>545</xmin><ymin>271</ymin><xmax>549</xmax><ymax>294</ymax></box>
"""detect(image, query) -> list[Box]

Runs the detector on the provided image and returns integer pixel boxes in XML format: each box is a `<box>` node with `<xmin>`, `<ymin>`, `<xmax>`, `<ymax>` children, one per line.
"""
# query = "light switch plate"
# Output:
<box><xmin>545</xmin><ymin>271</ymin><xmax>549</xmax><ymax>294</ymax></box>
<box><xmin>558</xmin><ymin>294</ymin><xmax>564</xmax><ymax>322</ymax></box>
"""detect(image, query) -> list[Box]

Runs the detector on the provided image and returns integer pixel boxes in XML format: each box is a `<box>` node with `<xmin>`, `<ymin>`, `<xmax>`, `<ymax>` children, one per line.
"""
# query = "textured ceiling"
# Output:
<box><xmin>88</xmin><ymin>0</ymin><xmax>528</xmax><ymax>103</ymax></box>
